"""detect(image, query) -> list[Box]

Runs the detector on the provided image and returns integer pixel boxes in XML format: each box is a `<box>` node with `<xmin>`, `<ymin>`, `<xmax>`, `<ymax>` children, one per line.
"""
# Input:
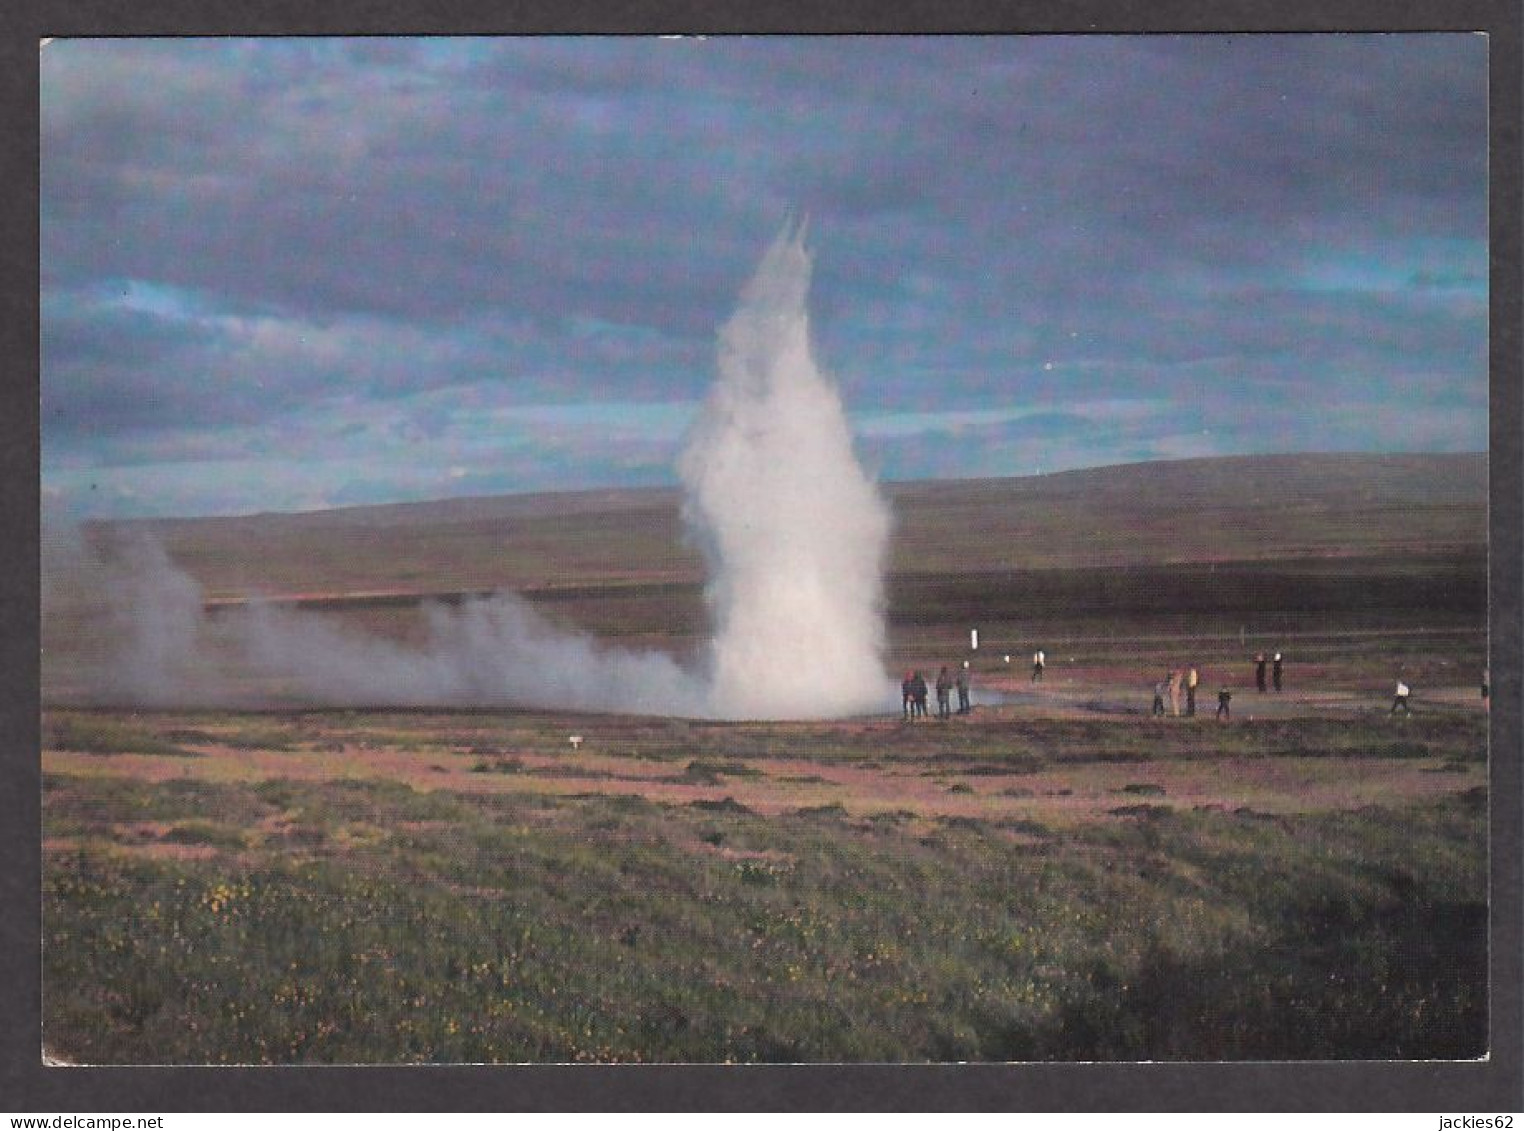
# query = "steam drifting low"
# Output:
<box><xmin>45</xmin><ymin>226</ymin><xmax>896</xmax><ymax>719</ymax></box>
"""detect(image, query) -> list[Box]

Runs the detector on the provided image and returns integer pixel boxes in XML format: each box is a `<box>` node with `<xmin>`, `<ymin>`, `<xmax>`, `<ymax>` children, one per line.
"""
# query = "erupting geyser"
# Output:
<box><xmin>681</xmin><ymin>223</ymin><xmax>895</xmax><ymax>718</ymax></box>
<box><xmin>48</xmin><ymin>224</ymin><xmax>897</xmax><ymax>720</ymax></box>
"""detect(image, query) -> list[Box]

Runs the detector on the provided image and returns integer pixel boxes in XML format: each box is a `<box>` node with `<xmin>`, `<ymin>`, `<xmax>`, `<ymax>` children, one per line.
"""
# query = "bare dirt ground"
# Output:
<box><xmin>42</xmin><ymin>684</ymin><xmax>1487</xmax><ymax>844</ymax></box>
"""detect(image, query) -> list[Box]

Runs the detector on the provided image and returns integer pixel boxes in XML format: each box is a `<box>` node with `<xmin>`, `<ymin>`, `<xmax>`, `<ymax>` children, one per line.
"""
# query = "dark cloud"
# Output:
<box><xmin>40</xmin><ymin>34</ymin><xmax>1488</xmax><ymax>517</ymax></box>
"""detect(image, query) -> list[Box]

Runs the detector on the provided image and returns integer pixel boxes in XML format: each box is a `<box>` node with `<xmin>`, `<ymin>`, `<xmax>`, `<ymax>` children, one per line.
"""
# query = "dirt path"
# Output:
<box><xmin>43</xmin><ymin>728</ymin><xmax>1485</xmax><ymax>826</ymax></box>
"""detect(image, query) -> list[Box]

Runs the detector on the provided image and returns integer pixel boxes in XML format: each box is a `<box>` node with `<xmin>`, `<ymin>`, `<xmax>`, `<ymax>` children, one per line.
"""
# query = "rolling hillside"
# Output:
<box><xmin>79</xmin><ymin>452</ymin><xmax>1486</xmax><ymax>601</ymax></box>
<box><xmin>43</xmin><ymin>452</ymin><xmax>1489</xmax><ymax>699</ymax></box>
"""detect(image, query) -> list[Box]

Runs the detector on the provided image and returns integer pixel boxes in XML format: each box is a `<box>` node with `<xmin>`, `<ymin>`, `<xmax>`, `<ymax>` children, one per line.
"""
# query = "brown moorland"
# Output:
<box><xmin>41</xmin><ymin>453</ymin><xmax>1491</xmax><ymax>1063</ymax></box>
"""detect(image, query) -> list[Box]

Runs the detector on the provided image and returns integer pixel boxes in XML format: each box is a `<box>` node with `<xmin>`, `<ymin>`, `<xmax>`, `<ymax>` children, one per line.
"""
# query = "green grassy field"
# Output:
<box><xmin>40</xmin><ymin>453</ymin><xmax>1491</xmax><ymax>1063</ymax></box>
<box><xmin>42</xmin><ymin>703</ymin><xmax>1488</xmax><ymax>1064</ymax></box>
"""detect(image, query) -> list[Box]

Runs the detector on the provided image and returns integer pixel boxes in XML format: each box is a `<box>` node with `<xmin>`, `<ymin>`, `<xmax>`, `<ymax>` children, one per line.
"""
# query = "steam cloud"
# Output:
<box><xmin>681</xmin><ymin>225</ymin><xmax>894</xmax><ymax>717</ymax></box>
<box><xmin>45</xmin><ymin>225</ymin><xmax>896</xmax><ymax>719</ymax></box>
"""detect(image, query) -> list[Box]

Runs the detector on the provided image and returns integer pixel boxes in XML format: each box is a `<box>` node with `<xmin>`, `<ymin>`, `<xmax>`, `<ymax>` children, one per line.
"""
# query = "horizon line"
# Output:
<box><xmin>67</xmin><ymin>448</ymin><xmax>1489</xmax><ymax>526</ymax></box>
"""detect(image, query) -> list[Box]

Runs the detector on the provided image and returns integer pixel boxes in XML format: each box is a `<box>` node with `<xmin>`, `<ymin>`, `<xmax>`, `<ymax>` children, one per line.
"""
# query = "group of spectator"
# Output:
<box><xmin>899</xmin><ymin>645</ymin><xmax>1484</xmax><ymax>722</ymax></box>
<box><xmin>1253</xmin><ymin>652</ymin><xmax>1285</xmax><ymax>694</ymax></box>
<box><xmin>1150</xmin><ymin>665</ymin><xmax>1233</xmax><ymax>720</ymax></box>
<box><xmin>1148</xmin><ymin>651</ymin><xmax>1485</xmax><ymax>719</ymax></box>
<box><xmin>1148</xmin><ymin>653</ymin><xmax>1292</xmax><ymax>721</ymax></box>
<box><xmin>901</xmin><ymin>665</ymin><xmax>972</xmax><ymax>720</ymax></box>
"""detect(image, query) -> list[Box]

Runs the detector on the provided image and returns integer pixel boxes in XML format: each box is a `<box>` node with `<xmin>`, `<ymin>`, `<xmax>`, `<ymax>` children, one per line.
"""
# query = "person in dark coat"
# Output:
<box><xmin>1216</xmin><ymin>686</ymin><xmax>1232</xmax><ymax>720</ymax></box>
<box><xmin>935</xmin><ymin>666</ymin><xmax>953</xmax><ymax>719</ymax></box>
<box><xmin>1152</xmin><ymin>677</ymin><xmax>1168</xmax><ymax>717</ymax></box>
<box><xmin>912</xmin><ymin>671</ymin><xmax>929</xmax><ymax>719</ymax></box>
<box><xmin>1254</xmin><ymin>653</ymin><xmax>1267</xmax><ymax>693</ymax></box>
<box><xmin>901</xmin><ymin>672</ymin><xmax>915</xmax><ymax>720</ymax></box>
<box><xmin>1272</xmin><ymin>652</ymin><xmax>1284</xmax><ymax>693</ymax></box>
<box><xmin>956</xmin><ymin>664</ymin><xmax>971</xmax><ymax>714</ymax></box>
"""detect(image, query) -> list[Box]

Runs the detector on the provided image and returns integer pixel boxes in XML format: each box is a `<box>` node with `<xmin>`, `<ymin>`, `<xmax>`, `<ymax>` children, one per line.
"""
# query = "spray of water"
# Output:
<box><xmin>44</xmin><ymin>225</ymin><xmax>895</xmax><ymax>719</ymax></box>
<box><xmin>681</xmin><ymin>223</ymin><xmax>894</xmax><ymax>717</ymax></box>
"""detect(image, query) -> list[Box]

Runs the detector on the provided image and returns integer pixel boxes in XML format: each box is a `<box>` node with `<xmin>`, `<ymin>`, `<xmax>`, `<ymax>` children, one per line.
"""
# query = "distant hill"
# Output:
<box><xmin>140</xmin><ymin>484</ymin><xmax>686</xmax><ymax>533</ymax></box>
<box><xmin>95</xmin><ymin>453</ymin><xmax>1486</xmax><ymax>600</ymax></box>
<box><xmin>885</xmin><ymin>452</ymin><xmax>1487</xmax><ymax>574</ymax></box>
<box><xmin>888</xmin><ymin>452</ymin><xmax>1486</xmax><ymax>511</ymax></box>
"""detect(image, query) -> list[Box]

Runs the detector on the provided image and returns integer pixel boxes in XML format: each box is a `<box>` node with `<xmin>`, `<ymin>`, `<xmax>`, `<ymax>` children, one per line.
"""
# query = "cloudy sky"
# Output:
<box><xmin>41</xmin><ymin>34</ymin><xmax>1488</xmax><ymax>519</ymax></box>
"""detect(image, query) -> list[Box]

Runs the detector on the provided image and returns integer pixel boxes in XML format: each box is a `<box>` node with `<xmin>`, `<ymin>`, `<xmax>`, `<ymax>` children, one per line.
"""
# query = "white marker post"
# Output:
<box><xmin>970</xmin><ymin>628</ymin><xmax>979</xmax><ymax>652</ymax></box>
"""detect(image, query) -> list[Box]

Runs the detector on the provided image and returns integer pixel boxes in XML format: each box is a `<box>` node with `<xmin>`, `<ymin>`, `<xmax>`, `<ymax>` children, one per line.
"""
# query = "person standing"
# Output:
<box><xmin>912</xmin><ymin>671</ymin><xmax>929</xmax><ymax>719</ymax></box>
<box><xmin>935</xmin><ymin>666</ymin><xmax>953</xmax><ymax>720</ymax></box>
<box><xmin>1391</xmin><ymin>679</ymin><xmax>1412</xmax><ymax>715</ymax></box>
<box><xmin>1167</xmin><ymin>669</ymin><xmax>1181</xmax><ymax>718</ymax></box>
<box><xmin>1272</xmin><ymin>652</ymin><xmax>1284</xmax><ymax>693</ymax></box>
<box><xmin>1255</xmin><ymin>653</ymin><xmax>1267</xmax><ymax>694</ymax></box>
<box><xmin>1032</xmin><ymin>649</ymin><xmax>1046</xmax><ymax>683</ymax></box>
<box><xmin>956</xmin><ymin>664</ymin><xmax>971</xmax><ymax>714</ymax></box>
<box><xmin>901</xmin><ymin>671</ymin><xmax>915</xmax><ymax>720</ymax></box>
<box><xmin>1186</xmin><ymin>666</ymin><xmax>1199</xmax><ymax>717</ymax></box>
<box><xmin>1152</xmin><ymin>676</ymin><xmax>1168</xmax><ymax>717</ymax></box>
<box><xmin>1216</xmin><ymin>686</ymin><xmax>1232</xmax><ymax>720</ymax></box>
